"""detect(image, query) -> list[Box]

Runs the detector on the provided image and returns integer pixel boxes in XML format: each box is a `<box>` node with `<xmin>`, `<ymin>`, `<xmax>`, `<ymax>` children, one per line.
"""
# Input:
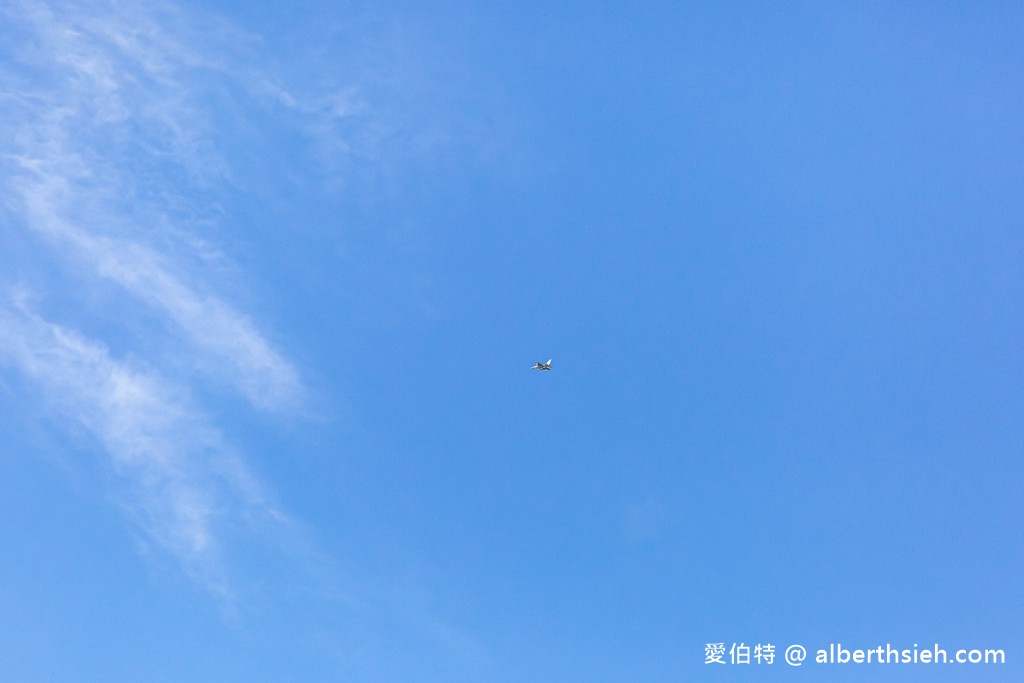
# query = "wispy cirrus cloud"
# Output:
<box><xmin>0</xmin><ymin>299</ymin><xmax>276</xmax><ymax>595</ymax></box>
<box><xmin>2</xmin><ymin>0</ymin><xmax>492</xmax><ymax>613</ymax></box>
<box><xmin>0</xmin><ymin>0</ymin><xmax>314</xmax><ymax>592</ymax></box>
<box><xmin>0</xmin><ymin>1</ymin><xmax>503</xmax><ymax>674</ymax></box>
<box><xmin>15</xmin><ymin>171</ymin><xmax>302</xmax><ymax>410</ymax></box>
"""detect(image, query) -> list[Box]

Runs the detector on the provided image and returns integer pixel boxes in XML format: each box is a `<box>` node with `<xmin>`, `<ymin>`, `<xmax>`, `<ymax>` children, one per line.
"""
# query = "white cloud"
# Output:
<box><xmin>2</xmin><ymin>0</ymin><xmax>302</xmax><ymax>409</ymax></box>
<box><xmin>0</xmin><ymin>0</ymin><xmax>305</xmax><ymax>591</ymax></box>
<box><xmin>1</xmin><ymin>0</ymin><xmax>489</xmax><ymax>610</ymax></box>
<box><xmin>0</xmin><ymin>301</ymin><xmax>276</xmax><ymax>595</ymax></box>
<box><xmin>0</xmin><ymin>0</ymin><xmax>499</xmax><ymax>669</ymax></box>
<box><xmin>16</xmin><ymin>172</ymin><xmax>302</xmax><ymax>410</ymax></box>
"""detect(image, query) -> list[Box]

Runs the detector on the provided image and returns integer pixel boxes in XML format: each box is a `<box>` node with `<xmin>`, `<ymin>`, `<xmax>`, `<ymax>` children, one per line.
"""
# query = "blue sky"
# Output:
<box><xmin>1</xmin><ymin>1</ymin><xmax>1021</xmax><ymax>681</ymax></box>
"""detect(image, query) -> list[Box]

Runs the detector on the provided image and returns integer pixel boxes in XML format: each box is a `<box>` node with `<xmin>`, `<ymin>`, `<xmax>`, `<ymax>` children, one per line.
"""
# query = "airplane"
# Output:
<box><xmin>531</xmin><ymin>359</ymin><xmax>552</xmax><ymax>371</ymax></box>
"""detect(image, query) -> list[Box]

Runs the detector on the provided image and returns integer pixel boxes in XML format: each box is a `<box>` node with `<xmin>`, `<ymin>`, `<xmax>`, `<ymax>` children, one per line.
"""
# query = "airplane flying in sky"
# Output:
<box><xmin>531</xmin><ymin>359</ymin><xmax>552</xmax><ymax>371</ymax></box>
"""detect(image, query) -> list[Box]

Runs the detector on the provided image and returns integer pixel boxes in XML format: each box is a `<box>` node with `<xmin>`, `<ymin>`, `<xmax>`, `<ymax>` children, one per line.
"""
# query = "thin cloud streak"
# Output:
<box><xmin>0</xmin><ymin>300</ymin><xmax>277</xmax><ymax>595</ymax></box>
<box><xmin>1</xmin><ymin>1</ymin><xmax>499</xmax><ymax>671</ymax></box>
<box><xmin>3</xmin><ymin>0</ymin><xmax>301</xmax><ymax>410</ymax></box>
<box><xmin>0</xmin><ymin>0</ymin><xmax>306</xmax><ymax>591</ymax></box>
<box><xmin>15</xmin><ymin>171</ymin><xmax>302</xmax><ymax>410</ymax></box>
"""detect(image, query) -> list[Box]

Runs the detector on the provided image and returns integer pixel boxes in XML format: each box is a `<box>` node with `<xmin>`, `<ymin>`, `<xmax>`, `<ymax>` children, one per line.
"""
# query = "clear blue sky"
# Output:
<box><xmin>1</xmin><ymin>1</ymin><xmax>1021</xmax><ymax>681</ymax></box>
